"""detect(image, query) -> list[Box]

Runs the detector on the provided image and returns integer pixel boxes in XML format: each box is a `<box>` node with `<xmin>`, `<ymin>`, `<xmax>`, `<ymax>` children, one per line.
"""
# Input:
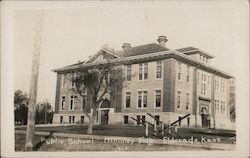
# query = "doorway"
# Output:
<box><xmin>101</xmin><ymin>110</ymin><xmax>109</xmax><ymax>124</ymax></box>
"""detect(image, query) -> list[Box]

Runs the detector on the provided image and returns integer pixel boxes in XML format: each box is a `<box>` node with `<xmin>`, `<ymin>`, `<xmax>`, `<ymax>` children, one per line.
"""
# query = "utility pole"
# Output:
<box><xmin>25</xmin><ymin>11</ymin><xmax>43</xmax><ymax>151</ymax></box>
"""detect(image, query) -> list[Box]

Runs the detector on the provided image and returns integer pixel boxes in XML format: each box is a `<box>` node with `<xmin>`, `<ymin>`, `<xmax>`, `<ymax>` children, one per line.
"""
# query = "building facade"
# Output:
<box><xmin>52</xmin><ymin>36</ymin><xmax>234</xmax><ymax>130</ymax></box>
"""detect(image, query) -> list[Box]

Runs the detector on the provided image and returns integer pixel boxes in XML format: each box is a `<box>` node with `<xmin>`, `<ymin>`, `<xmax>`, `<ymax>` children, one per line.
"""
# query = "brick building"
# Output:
<box><xmin>52</xmin><ymin>36</ymin><xmax>234</xmax><ymax>130</ymax></box>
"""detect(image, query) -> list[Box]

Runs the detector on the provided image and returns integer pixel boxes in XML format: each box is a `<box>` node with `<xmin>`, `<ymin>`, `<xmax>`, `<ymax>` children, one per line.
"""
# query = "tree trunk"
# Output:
<box><xmin>87</xmin><ymin>98</ymin><xmax>97</xmax><ymax>134</ymax></box>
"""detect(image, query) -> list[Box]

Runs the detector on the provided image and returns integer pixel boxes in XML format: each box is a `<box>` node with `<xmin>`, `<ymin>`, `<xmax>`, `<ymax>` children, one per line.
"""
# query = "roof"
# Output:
<box><xmin>123</xmin><ymin>43</ymin><xmax>169</xmax><ymax>57</ymax></box>
<box><xmin>53</xmin><ymin>49</ymin><xmax>232</xmax><ymax>79</ymax></box>
<box><xmin>175</xmin><ymin>47</ymin><xmax>214</xmax><ymax>58</ymax></box>
<box><xmin>52</xmin><ymin>43</ymin><xmax>232</xmax><ymax>79</ymax></box>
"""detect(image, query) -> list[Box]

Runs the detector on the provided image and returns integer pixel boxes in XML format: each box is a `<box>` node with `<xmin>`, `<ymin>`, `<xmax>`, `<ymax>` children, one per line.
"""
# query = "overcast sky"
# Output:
<box><xmin>13</xmin><ymin>1</ymin><xmax>248</xmax><ymax>109</ymax></box>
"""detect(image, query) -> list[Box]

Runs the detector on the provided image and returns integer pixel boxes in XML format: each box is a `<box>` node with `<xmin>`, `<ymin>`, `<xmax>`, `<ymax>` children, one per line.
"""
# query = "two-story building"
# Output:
<box><xmin>52</xmin><ymin>36</ymin><xmax>234</xmax><ymax>130</ymax></box>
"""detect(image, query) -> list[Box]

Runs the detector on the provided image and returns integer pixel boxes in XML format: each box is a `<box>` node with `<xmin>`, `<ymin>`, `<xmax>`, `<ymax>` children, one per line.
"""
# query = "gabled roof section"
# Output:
<box><xmin>176</xmin><ymin>47</ymin><xmax>214</xmax><ymax>58</ymax></box>
<box><xmin>123</xmin><ymin>43</ymin><xmax>170</xmax><ymax>57</ymax></box>
<box><xmin>86</xmin><ymin>45</ymin><xmax>121</xmax><ymax>63</ymax></box>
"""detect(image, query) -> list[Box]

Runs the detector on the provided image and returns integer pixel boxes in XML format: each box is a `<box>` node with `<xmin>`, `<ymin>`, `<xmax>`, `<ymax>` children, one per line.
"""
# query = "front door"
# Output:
<box><xmin>101</xmin><ymin>110</ymin><xmax>109</xmax><ymax>124</ymax></box>
<box><xmin>200</xmin><ymin>105</ymin><xmax>210</xmax><ymax>128</ymax></box>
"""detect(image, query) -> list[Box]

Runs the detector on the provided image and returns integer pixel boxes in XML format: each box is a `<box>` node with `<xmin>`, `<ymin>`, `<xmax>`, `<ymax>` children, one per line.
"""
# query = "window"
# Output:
<box><xmin>126</xmin><ymin>65</ymin><xmax>131</xmax><ymax>81</ymax></box>
<box><xmin>60</xmin><ymin>116</ymin><xmax>63</xmax><ymax>123</ymax></box>
<box><xmin>136</xmin><ymin>115</ymin><xmax>145</xmax><ymax>125</ymax></box>
<box><xmin>177</xmin><ymin>63</ymin><xmax>181</xmax><ymax>80</ymax></box>
<box><xmin>138</xmin><ymin>63</ymin><xmax>148</xmax><ymax>80</ymax></box>
<box><xmin>156</xmin><ymin>61</ymin><xmax>162</xmax><ymax>79</ymax></box>
<box><xmin>143</xmin><ymin>91</ymin><xmax>147</xmax><ymax>108</ymax></box>
<box><xmin>70</xmin><ymin>95</ymin><xmax>77</xmax><ymax>110</ymax></box>
<box><xmin>187</xmin><ymin>117</ymin><xmax>190</xmax><ymax>126</ymax></box>
<box><xmin>215</xmin><ymin>78</ymin><xmax>220</xmax><ymax>90</ymax></box>
<box><xmin>69</xmin><ymin>116</ymin><xmax>71</xmax><ymax>123</ymax></box>
<box><xmin>215</xmin><ymin>100</ymin><xmax>220</xmax><ymax>114</ymax></box>
<box><xmin>136</xmin><ymin>115</ymin><xmax>141</xmax><ymax>125</ymax></box>
<box><xmin>197</xmin><ymin>72</ymin><xmax>200</xmax><ymax>82</ymax></box>
<box><xmin>138</xmin><ymin>91</ymin><xmax>147</xmax><ymax>108</ymax></box>
<box><xmin>221</xmin><ymin>101</ymin><xmax>226</xmax><ymax>115</ymax></box>
<box><xmin>178</xmin><ymin>116</ymin><xmax>182</xmax><ymax>126</ymax></box>
<box><xmin>141</xmin><ymin>115</ymin><xmax>146</xmax><ymax>123</ymax></box>
<box><xmin>80</xmin><ymin>116</ymin><xmax>84</xmax><ymax>124</ymax></box>
<box><xmin>177</xmin><ymin>91</ymin><xmax>181</xmax><ymax>109</ymax></box>
<box><xmin>124</xmin><ymin>116</ymin><xmax>128</xmax><ymax>125</ymax></box>
<box><xmin>125</xmin><ymin>92</ymin><xmax>131</xmax><ymax>108</ymax></box>
<box><xmin>62</xmin><ymin>76</ymin><xmax>66</xmax><ymax>88</ymax></box>
<box><xmin>186</xmin><ymin>93</ymin><xmax>190</xmax><ymax>110</ymax></box>
<box><xmin>186</xmin><ymin>66</ymin><xmax>190</xmax><ymax>82</ymax></box>
<box><xmin>139</xmin><ymin>64</ymin><xmax>143</xmax><ymax>80</ymax></box>
<box><xmin>201</xmin><ymin>74</ymin><xmax>207</xmax><ymax>95</ymax></box>
<box><xmin>144</xmin><ymin>63</ymin><xmax>148</xmax><ymax>80</ymax></box>
<box><xmin>155</xmin><ymin>90</ymin><xmax>161</xmax><ymax>108</ymax></box>
<box><xmin>221</xmin><ymin>79</ymin><xmax>225</xmax><ymax>92</ymax></box>
<box><xmin>61</xmin><ymin>96</ymin><xmax>65</xmax><ymax>110</ymax></box>
<box><xmin>204</xmin><ymin>83</ymin><xmax>206</xmax><ymax>95</ymax></box>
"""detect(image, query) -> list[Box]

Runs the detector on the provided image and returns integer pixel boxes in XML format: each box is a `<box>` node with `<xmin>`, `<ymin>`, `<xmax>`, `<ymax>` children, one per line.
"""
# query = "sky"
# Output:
<box><xmin>13</xmin><ymin>1</ymin><xmax>248</xmax><ymax>109</ymax></box>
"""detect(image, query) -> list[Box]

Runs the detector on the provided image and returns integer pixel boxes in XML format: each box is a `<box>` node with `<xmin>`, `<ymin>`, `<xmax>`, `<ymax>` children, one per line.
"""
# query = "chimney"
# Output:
<box><xmin>157</xmin><ymin>35</ymin><xmax>168</xmax><ymax>47</ymax></box>
<box><xmin>122</xmin><ymin>43</ymin><xmax>131</xmax><ymax>51</ymax></box>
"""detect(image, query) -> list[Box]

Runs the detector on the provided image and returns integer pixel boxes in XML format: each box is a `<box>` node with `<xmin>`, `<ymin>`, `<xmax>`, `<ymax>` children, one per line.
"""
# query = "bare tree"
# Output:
<box><xmin>67</xmin><ymin>63</ymin><xmax>123</xmax><ymax>134</ymax></box>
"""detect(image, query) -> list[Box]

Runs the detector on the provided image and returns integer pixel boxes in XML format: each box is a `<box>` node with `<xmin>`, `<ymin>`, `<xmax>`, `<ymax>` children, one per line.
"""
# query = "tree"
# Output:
<box><xmin>35</xmin><ymin>100</ymin><xmax>53</xmax><ymax>124</ymax></box>
<box><xmin>68</xmin><ymin>63</ymin><xmax>123</xmax><ymax>134</ymax></box>
<box><xmin>14</xmin><ymin>90</ymin><xmax>29</xmax><ymax>125</ymax></box>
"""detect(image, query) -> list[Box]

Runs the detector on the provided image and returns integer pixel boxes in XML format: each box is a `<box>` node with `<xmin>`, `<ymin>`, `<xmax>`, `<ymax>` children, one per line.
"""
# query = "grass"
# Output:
<box><xmin>16</xmin><ymin>124</ymin><xmax>236</xmax><ymax>144</ymax></box>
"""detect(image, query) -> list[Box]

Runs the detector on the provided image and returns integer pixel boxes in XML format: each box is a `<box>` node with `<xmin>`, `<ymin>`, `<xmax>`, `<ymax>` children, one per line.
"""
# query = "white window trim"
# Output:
<box><xmin>185</xmin><ymin>92</ymin><xmax>190</xmax><ymax>111</ymax></box>
<box><xmin>126</xmin><ymin>65</ymin><xmax>132</xmax><ymax>82</ymax></box>
<box><xmin>61</xmin><ymin>76</ymin><xmax>65</xmax><ymax>88</ymax></box>
<box><xmin>186</xmin><ymin>65</ymin><xmax>190</xmax><ymax>83</ymax></box>
<box><xmin>154</xmin><ymin>88</ymin><xmax>162</xmax><ymax>109</ymax></box>
<box><xmin>60</xmin><ymin>96</ymin><xmax>66</xmax><ymax>111</ymax></box>
<box><xmin>123</xmin><ymin>115</ymin><xmax>129</xmax><ymax>125</ymax></box>
<box><xmin>69</xmin><ymin>94</ymin><xmax>77</xmax><ymax>111</ymax></box>
<box><xmin>136</xmin><ymin>89</ymin><xmax>148</xmax><ymax>109</ymax></box>
<box><xmin>124</xmin><ymin>91</ymin><xmax>131</xmax><ymax>109</ymax></box>
<box><xmin>138</xmin><ymin>63</ymin><xmax>148</xmax><ymax>81</ymax></box>
<box><xmin>177</xmin><ymin>62</ymin><xmax>182</xmax><ymax>81</ymax></box>
<box><xmin>155</xmin><ymin>61</ymin><xmax>163</xmax><ymax>80</ymax></box>
<box><xmin>176</xmin><ymin>90</ymin><xmax>182</xmax><ymax>110</ymax></box>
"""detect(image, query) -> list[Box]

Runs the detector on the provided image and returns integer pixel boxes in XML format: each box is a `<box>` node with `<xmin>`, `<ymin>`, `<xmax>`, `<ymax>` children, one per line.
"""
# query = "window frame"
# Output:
<box><xmin>137</xmin><ymin>90</ymin><xmax>148</xmax><ymax>109</ymax></box>
<box><xmin>156</xmin><ymin>61</ymin><xmax>162</xmax><ymax>79</ymax></box>
<box><xmin>126</xmin><ymin>65</ymin><xmax>132</xmax><ymax>81</ymax></box>
<box><xmin>177</xmin><ymin>90</ymin><xmax>181</xmax><ymax>109</ymax></box>
<box><xmin>69</xmin><ymin>95</ymin><xmax>77</xmax><ymax>111</ymax></box>
<box><xmin>138</xmin><ymin>63</ymin><xmax>148</xmax><ymax>81</ymax></box>
<box><xmin>61</xmin><ymin>96</ymin><xmax>66</xmax><ymax>111</ymax></box>
<box><xmin>186</xmin><ymin>66</ymin><xmax>190</xmax><ymax>82</ymax></box>
<box><xmin>177</xmin><ymin>62</ymin><xmax>182</xmax><ymax>81</ymax></box>
<box><xmin>154</xmin><ymin>89</ymin><xmax>162</xmax><ymax>108</ymax></box>
<box><xmin>125</xmin><ymin>91</ymin><xmax>131</xmax><ymax>109</ymax></box>
<box><xmin>185</xmin><ymin>93</ymin><xmax>190</xmax><ymax>110</ymax></box>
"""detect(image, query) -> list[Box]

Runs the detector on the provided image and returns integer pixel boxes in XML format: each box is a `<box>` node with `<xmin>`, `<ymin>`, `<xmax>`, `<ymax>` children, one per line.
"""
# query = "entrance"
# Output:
<box><xmin>200</xmin><ymin>106</ymin><xmax>210</xmax><ymax>128</ymax></box>
<box><xmin>101</xmin><ymin>110</ymin><xmax>109</xmax><ymax>124</ymax></box>
<box><xmin>97</xmin><ymin>98</ymin><xmax>110</xmax><ymax>125</ymax></box>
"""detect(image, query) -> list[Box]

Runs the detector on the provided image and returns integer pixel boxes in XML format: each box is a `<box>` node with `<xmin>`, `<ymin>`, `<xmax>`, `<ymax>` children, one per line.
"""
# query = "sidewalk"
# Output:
<box><xmin>15</xmin><ymin>130</ymin><xmax>235</xmax><ymax>150</ymax></box>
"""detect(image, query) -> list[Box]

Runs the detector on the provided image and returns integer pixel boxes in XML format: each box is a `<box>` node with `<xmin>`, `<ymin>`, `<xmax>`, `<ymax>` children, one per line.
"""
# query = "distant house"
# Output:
<box><xmin>52</xmin><ymin>36</ymin><xmax>234</xmax><ymax>130</ymax></box>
